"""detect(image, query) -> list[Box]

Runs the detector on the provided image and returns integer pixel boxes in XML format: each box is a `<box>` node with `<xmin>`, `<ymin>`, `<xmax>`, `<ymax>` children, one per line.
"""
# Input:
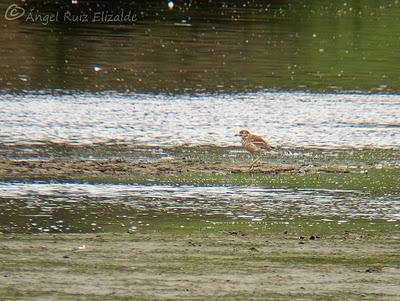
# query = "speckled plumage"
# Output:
<box><xmin>236</xmin><ymin>129</ymin><xmax>274</xmax><ymax>154</ymax></box>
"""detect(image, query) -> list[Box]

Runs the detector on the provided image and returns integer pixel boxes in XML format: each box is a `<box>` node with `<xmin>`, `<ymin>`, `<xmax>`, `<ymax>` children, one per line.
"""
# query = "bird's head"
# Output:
<box><xmin>235</xmin><ymin>129</ymin><xmax>250</xmax><ymax>138</ymax></box>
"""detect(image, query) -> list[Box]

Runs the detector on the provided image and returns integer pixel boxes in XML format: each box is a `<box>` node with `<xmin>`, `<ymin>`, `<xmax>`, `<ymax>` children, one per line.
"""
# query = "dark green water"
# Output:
<box><xmin>1</xmin><ymin>0</ymin><xmax>400</xmax><ymax>94</ymax></box>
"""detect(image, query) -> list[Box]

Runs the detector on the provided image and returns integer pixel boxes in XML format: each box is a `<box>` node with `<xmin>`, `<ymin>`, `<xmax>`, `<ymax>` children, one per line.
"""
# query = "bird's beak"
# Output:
<box><xmin>234</xmin><ymin>134</ymin><xmax>240</xmax><ymax>136</ymax></box>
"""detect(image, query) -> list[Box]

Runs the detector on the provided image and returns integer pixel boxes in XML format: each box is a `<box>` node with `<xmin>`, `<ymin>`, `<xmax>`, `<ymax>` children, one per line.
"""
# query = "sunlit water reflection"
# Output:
<box><xmin>0</xmin><ymin>182</ymin><xmax>398</xmax><ymax>233</ymax></box>
<box><xmin>1</xmin><ymin>92</ymin><xmax>399</xmax><ymax>148</ymax></box>
<box><xmin>1</xmin><ymin>1</ymin><xmax>400</xmax><ymax>94</ymax></box>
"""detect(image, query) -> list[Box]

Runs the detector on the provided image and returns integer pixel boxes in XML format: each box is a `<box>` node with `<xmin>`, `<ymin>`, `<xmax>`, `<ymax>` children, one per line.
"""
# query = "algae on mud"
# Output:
<box><xmin>0</xmin><ymin>143</ymin><xmax>399</xmax><ymax>195</ymax></box>
<box><xmin>0</xmin><ymin>218</ymin><xmax>399</xmax><ymax>300</ymax></box>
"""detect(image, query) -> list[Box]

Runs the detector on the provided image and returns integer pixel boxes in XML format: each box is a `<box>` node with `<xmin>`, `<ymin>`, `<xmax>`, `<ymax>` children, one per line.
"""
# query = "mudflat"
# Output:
<box><xmin>0</xmin><ymin>143</ymin><xmax>399</xmax><ymax>194</ymax></box>
<box><xmin>0</xmin><ymin>143</ymin><xmax>399</xmax><ymax>300</ymax></box>
<box><xmin>1</xmin><ymin>221</ymin><xmax>399</xmax><ymax>300</ymax></box>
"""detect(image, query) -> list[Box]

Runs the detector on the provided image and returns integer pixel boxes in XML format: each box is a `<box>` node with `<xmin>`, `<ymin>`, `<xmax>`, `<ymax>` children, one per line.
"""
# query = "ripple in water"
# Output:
<box><xmin>0</xmin><ymin>92</ymin><xmax>399</xmax><ymax>148</ymax></box>
<box><xmin>0</xmin><ymin>182</ymin><xmax>398</xmax><ymax>233</ymax></box>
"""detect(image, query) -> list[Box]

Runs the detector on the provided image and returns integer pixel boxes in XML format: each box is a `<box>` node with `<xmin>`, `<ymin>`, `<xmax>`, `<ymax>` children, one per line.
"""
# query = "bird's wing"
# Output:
<box><xmin>249</xmin><ymin>134</ymin><xmax>274</xmax><ymax>150</ymax></box>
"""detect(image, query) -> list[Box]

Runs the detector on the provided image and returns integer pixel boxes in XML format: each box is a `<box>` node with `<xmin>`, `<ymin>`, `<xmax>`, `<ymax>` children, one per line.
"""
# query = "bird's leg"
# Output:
<box><xmin>253</xmin><ymin>154</ymin><xmax>262</xmax><ymax>165</ymax></box>
<box><xmin>248</xmin><ymin>155</ymin><xmax>254</xmax><ymax>172</ymax></box>
<box><xmin>249</xmin><ymin>154</ymin><xmax>259</xmax><ymax>172</ymax></box>
<box><xmin>249</xmin><ymin>159</ymin><xmax>255</xmax><ymax>172</ymax></box>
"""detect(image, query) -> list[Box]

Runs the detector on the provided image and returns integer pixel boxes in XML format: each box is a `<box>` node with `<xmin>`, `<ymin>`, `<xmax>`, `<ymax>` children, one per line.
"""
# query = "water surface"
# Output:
<box><xmin>1</xmin><ymin>0</ymin><xmax>399</xmax><ymax>148</ymax></box>
<box><xmin>1</xmin><ymin>0</ymin><xmax>400</xmax><ymax>94</ymax></box>
<box><xmin>1</xmin><ymin>1</ymin><xmax>400</xmax><ymax>235</ymax></box>
<box><xmin>0</xmin><ymin>182</ymin><xmax>398</xmax><ymax>233</ymax></box>
<box><xmin>1</xmin><ymin>92</ymin><xmax>399</xmax><ymax>148</ymax></box>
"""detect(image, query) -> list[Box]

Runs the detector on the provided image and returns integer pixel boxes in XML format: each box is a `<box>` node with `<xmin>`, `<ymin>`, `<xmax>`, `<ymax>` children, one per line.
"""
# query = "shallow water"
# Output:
<box><xmin>1</xmin><ymin>0</ymin><xmax>400</xmax><ymax>94</ymax></box>
<box><xmin>0</xmin><ymin>182</ymin><xmax>398</xmax><ymax>233</ymax></box>
<box><xmin>1</xmin><ymin>0</ymin><xmax>400</xmax><ymax>148</ymax></box>
<box><xmin>1</xmin><ymin>0</ymin><xmax>400</xmax><ymax>234</ymax></box>
<box><xmin>1</xmin><ymin>92</ymin><xmax>399</xmax><ymax>148</ymax></box>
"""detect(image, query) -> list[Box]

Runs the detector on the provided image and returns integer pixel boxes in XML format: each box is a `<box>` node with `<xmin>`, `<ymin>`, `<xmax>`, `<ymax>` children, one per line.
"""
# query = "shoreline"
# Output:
<box><xmin>0</xmin><ymin>144</ymin><xmax>399</xmax><ymax>195</ymax></box>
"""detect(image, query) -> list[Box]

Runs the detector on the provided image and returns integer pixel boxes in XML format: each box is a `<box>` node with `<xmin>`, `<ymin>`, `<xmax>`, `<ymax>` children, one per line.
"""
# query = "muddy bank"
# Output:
<box><xmin>0</xmin><ymin>156</ymin><xmax>301</xmax><ymax>178</ymax></box>
<box><xmin>0</xmin><ymin>219</ymin><xmax>399</xmax><ymax>300</ymax></box>
<box><xmin>0</xmin><ymin>143</ymin><xmax>399</xmax><ymax>194</ymax></box>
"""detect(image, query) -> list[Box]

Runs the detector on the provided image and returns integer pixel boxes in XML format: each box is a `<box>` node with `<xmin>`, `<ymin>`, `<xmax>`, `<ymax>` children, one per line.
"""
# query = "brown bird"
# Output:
<box><xmin>235</xmin><ymin>129</ymin><xmax>274</xmax><ymax>170</ymax></box>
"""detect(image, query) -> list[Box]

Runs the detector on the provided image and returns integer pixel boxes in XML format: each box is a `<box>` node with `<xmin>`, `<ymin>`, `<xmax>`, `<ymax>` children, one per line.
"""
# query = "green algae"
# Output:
<box><xmin>0</xmin><ymin>216</ymin><xmax>399</xmax><ymax>300</ymax></box>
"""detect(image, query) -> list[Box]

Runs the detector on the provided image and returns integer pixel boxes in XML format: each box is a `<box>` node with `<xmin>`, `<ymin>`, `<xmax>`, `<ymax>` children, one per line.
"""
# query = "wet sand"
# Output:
<box><xmin>1</xmin><ymin>224</ymin><xmax>399</xmax><ymax>300</ymax></box>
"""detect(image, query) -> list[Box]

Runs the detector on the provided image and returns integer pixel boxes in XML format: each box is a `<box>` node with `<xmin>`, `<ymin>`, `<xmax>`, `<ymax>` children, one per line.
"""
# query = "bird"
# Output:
<box><xmin>235</xmin><ymin>129</ymin><xmax>274</xmax><ymax>170</ymax></box>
